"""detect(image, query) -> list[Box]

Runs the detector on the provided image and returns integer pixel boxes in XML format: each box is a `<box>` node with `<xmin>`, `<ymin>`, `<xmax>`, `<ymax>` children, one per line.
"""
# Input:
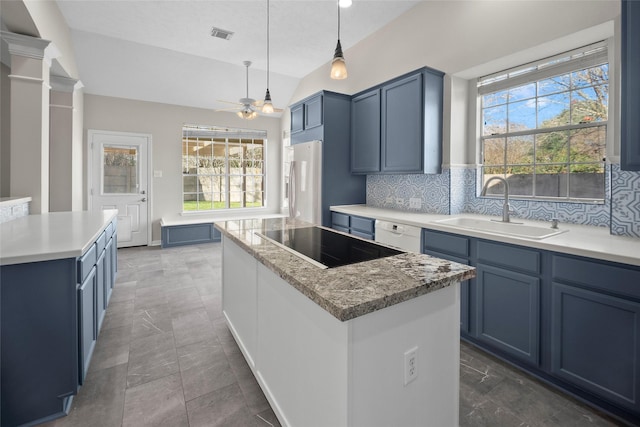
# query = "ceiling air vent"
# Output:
<box><xmin>210</xmin><ymin>27</ymin><xmax>234</xmax><ymax>40</ymax></box>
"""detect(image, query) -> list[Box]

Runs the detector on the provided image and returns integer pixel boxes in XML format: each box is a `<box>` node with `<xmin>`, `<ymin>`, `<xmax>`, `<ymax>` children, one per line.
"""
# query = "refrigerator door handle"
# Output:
<box><xmin>288</xmin><ymin>160</ymin><xmax>296</xmax><ymax>218</ymax></box>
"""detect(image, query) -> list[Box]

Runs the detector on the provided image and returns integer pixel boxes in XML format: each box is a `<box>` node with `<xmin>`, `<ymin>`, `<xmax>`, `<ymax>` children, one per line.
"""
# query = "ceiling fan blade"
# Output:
<box><xmin>216</xmin><ymin>99</ymin><xmax>243</xmax><ymax>106</ymax></box>
<box><xmin>214</xmin><ymin>107</ymin><xmax>242</xmax><ymax>112</ymax></box>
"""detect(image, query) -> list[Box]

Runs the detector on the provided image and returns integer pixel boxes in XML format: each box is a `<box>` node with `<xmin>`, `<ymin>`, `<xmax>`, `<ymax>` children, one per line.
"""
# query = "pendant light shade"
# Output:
<box><xmin>330</xmin><ymin>1</ymin><xmax>347</xmax><ymax>80</ymax></box>
<box><xmin>262</xmin><ymin>0</ymin><xmax>275</xmax><ymax>113</ymax></box>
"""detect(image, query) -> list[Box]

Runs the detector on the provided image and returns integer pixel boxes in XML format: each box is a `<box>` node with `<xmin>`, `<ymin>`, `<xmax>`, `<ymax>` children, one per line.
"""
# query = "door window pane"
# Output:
<box><xmin>103</xmin><ymin>145</ymin><xmax>138</xmax><ymax>194</ymax></box>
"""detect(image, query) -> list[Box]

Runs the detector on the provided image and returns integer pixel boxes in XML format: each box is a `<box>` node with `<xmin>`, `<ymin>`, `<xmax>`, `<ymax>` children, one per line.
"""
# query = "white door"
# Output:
<box><xmin>89</xmin><ymin>130</ymin><xmax>150</xmax><ymax>248</ymax></box>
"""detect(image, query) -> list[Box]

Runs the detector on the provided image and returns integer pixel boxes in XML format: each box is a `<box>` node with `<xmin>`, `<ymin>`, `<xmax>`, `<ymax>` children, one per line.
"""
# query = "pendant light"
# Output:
<box><xmin>262</xmin><ymin>0</ymin><xmax>275</xmax><ymax>113</ymax></box>
<box><xmin>330</xmin><ymin>0</ymin><xmax>348</xmax><ymax>80</ymax></box>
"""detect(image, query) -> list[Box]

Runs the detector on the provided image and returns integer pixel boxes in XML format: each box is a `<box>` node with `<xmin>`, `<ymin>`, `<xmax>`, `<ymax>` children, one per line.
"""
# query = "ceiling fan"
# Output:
<box><xmin>216</xmin><ymin>60</ymin><xmax>282</xmax><ymax>119</ymax></box>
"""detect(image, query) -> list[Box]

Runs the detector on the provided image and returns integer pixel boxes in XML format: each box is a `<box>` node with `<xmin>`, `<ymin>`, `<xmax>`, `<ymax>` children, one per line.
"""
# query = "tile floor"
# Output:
<box><xmin>43</xmin><ymin>243</ymin><xmax>623</xmax><ymax>427</ymax></box>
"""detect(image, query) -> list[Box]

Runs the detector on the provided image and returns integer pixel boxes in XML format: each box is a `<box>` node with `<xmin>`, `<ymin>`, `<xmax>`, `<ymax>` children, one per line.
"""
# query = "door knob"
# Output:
<box><xmin>141</xmin><ymin>190</ymin><xmax>146</xmax><ymax>194</ymax></box>
<box><xmin>141</xmin><ymin>198</ymin><xmax>147</xmax><ymax>202</ymax></box>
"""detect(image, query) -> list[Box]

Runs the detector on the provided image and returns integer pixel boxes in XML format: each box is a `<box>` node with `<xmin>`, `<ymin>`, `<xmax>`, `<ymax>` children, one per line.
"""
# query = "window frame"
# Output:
<box><xmin>477</xmin><ymin>41</ymin><xmax>610</xmax><ymax>203</ymax></box>
<box><xmin>181</xmin><ymin>124</ymin><xmax>267</xmax><ymax>213</ymax></box>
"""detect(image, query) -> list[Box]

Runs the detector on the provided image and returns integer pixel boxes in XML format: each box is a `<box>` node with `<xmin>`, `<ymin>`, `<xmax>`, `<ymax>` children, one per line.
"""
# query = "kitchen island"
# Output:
<box><xmin>215</xmin><ymin>218</ymin><xmax>475</xmax><ymax>427</ymax></box>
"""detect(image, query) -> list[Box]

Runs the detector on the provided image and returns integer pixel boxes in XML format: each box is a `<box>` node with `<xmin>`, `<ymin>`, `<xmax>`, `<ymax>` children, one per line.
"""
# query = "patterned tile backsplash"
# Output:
<box><xmin>367</xmin><ymin>164</ymin><xmax>640</xmax><ymax>238</ymax></box>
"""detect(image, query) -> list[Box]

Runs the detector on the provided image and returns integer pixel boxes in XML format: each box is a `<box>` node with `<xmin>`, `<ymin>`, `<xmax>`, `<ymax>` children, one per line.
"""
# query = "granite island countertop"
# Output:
<box><xmin>215</xmin><ymin>217</ymin><xmax>476</xmax><ymax>321</ymax></box>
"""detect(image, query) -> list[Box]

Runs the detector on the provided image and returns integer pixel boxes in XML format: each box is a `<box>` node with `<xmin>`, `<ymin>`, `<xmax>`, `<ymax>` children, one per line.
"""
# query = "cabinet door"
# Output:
<box><xmin>551</xmin><ymin>282</ymin><xmax>640</xmax><ymax>412</ymax></box>
<box><xmin>475</xmin><ymin>264</ymin><xmax>540</xmax><ymax>366</ymax></box>
<box><xmin>291</xmin><ymin>103</ymin><xmax>304</xmax><ymax>134</ymax></box>
<box><xmin>78</xmin><ymin>266</ymin><xmax>97</xmax><ymax>384</ymax></box>
<box><xmin>304</xmin><ymin>94</ymin><xmax>323</xmax><ymax>130</ymax></box>
<box><xmin>96</xmin><ymin>250</ymin><xmax>106</xmax><ymax>332</ymax></box>
<box><xmin>111</xmin><ymin>234</ymin><xmax>118</xmax><ymax>285</ymax></box>
<box><xmin>381</xmin><ymin>73</ymin><xmax>423</xmax><ymax>173</ymax></box>
<box><xmin>351</xmin><ymin>89</ymin><xmax>381</xmax><ymax>173</ymax></box>
<box><xmin>424</xmin><ymin>250</ymin><xmax>471</xmax><ymax>333</ymax></box>
<box><xmin>622</xmin><ymin>0</ymin><xmax>640</xmax><ymax>170</ymax></box>
<box><xmin>105</xmin><ymin>238</ymin><xmax>113</xmax><ymax>305</ymax></box>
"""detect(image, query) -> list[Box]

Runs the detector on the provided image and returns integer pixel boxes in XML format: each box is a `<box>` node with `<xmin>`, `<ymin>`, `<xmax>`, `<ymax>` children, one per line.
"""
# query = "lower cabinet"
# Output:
<box><xmin>422</xmin><ymin>227</ymin><xmax>640</xmax><ymax>424</ymax></box>
<box><xmin>78</xmin><ymin>266</ymin><xmax>97</xmax><ymax>385</ymax></box>
<box><xmin>330</xmin><ymin>211</ymin><xmax>375</xmax><ymax>240</ymax></box>
<box><xmin>1</xmin><ymin>218</ymin><xmax>118</xmax><ymax>427</ymax></box>
<box><xmin>475</xmin><ymin>264</ymin><xmax>540</xmax><ymax>366</ymax></box>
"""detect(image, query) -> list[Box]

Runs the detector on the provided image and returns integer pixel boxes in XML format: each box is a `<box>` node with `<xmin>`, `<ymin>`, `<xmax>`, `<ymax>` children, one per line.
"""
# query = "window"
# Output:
<box><xmin>182</xmin><ymin>124</ymin><xmax>266</xmax><ymax>211</ymax></box>
<box><xmin>479</xmin><ymin>42</ymin><xmax>608</xmax><ymax>201</ymax></box>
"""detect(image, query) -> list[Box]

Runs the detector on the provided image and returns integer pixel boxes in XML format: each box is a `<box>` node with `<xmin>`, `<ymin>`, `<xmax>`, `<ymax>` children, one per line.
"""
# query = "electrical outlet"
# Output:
<box><xmin>404</xmin><ymin>347</ymin><xmax>418</xmax><ymax>385</ymax></box>
<box><xmin>409</xmin><ymin>198</ymin><xmax>422</xmax><ymax>209</ymax></box>
<box><xmin>395</xmin><ymin>198</ymin><xmax>404</xmax><ymax>207</ymax></box>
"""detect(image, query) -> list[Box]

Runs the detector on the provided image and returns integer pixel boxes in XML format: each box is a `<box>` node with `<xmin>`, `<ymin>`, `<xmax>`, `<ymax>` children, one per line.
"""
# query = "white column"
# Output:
<box><xmin>50</xmin><ymin>75</ymin><xmax>83</xmax><ymax>212</ymax></box>
<box><xmin>1</xmin><ymin>31</ymin><xmax>59</xmax><ymax>214</ymax></box>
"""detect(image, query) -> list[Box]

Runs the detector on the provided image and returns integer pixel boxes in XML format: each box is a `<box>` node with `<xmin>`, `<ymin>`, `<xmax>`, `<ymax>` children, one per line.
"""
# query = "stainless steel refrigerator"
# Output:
<box><xmin>286</xmin><ymin>140</ymin><xmax>322</xmax><ymax>224</ymax></box>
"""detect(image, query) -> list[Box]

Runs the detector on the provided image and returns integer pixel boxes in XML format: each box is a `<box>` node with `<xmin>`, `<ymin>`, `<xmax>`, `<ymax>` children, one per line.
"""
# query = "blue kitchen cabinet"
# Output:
<box><xmin>290</xmin><ymin>93</ymin><xmax>323</xmax><ymax>140</ymax></box>
<box><xmin>0</xmin><ymin>219</ymin><xmax>118</xmax><ymax>426</ymax></box>
<box><xmin>423</xmin><ymin>229</ymin><xmax>471</xmax><ymax>333</ymax></box>
<box><xmin>331</xmin><ymin>211</ymin><xmax>375</xmax><ymax>240</ymax></box>
<box><xmin>350</xmin><ymin>67</ymin><xmax>444</xmax><ymax>175</ymax></box>
<box><xmin>621</xmin><ymin>0</ymin><xmax>640</xmax><ymax>170</ymax></box>
<box><xmin>78</xmin><ymin>265</ymin><xmax>97</xmax><ymax>385</ymax></box>
<box><xmin>475</xmin><ymin>264</ymin><xmax>540</xmax><ymax>366</ymax></box>
<box><xmin>351</xmin><ymin>89</ymin><xmax>381</xmax><ymax>173</ymax></box>
<box><xmin>422</xmin><ymin>226</ymin><xmax>640</xmax><ymax>423</ymax></box>
<box><xmin>381</xmin><ymin>73</ymin><xmax>423</xmax><ymax>173</ymax></box>
<box><xmin>290</xmin><ymin>92</ymin><xmax>366</xmax><ymax>227</ymax></box>
<box><xmin>551</xmin><ymin>254</ymin><xmax>640</xmax><ymax>415</ymax></box>
<box><xmin>290</xmin><ymin>102</ymin><xmax>304</xmax><ymax>134</ymax></box>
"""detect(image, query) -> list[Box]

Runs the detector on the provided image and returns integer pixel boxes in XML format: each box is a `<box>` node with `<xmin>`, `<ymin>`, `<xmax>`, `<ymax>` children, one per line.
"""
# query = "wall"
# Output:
<box><xmin>83</xmin><ymin>94</ymin><xmax>283</xmax><ymax>243</ymax></box>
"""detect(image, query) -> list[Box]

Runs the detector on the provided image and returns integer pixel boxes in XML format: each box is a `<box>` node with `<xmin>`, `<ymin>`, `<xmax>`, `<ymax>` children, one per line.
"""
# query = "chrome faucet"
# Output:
<box><xmin>481</xmin><ymin>176</ymin><xmax>514</xmax><ymax>223</ymax></box>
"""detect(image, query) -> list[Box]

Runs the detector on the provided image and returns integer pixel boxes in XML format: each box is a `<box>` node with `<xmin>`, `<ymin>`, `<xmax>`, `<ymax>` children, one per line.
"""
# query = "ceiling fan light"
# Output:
<box><xmin>338</xmin><ymin>0</ymin><xmax>352</xmax><ymax>7</ymax></box>
<box><xmin>331</xmin><ymin>40</ymin><xmax>348</xmax><ymax>80</ymax></box>
<box><xmin>262</xmin><ymin>89</ymin><xmax>274</xmax><ymax>114</ymax></box>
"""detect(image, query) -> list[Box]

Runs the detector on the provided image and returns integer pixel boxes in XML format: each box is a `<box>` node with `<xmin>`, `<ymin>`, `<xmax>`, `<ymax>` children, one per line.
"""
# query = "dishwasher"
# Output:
<box><xmin>374</xmin><ymin>219</ymin><xmax>422</xmax><ymax>252</ymax></box>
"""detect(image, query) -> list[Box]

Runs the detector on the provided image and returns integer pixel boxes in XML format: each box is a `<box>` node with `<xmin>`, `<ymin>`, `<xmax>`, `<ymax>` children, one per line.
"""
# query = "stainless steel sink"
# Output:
<box><xmin>434</xmin><ymin>217</ymin><xmax>568</xmax><ymax>240</ymax></box>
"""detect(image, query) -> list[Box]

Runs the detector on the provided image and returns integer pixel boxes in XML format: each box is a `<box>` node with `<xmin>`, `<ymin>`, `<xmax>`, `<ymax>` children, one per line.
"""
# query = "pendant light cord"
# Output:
<box><xmin>337</xmin><ymin>1</ymin><xmax>340</xmax><ymax>41</ymax></box>
<box><xmin>266</xmin><ymin>0</ymin><xmax>270</xmax><ymax>89</ymax></box>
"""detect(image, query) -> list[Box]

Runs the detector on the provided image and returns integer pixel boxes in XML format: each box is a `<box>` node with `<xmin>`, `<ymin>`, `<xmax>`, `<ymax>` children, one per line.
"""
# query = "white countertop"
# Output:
<box><xmin>160</xmin><ymin>212</ymin><xmax>286</xmax><ymax>227</ymax></box>
<box><xmin>0</xmin><ymin>210</ymin><xmax>118</xmax><ymax>266</ymax></box>
<box><xmin>331</xmin><ymin>205</ymin><xmax>640</xmax><ymax>267</ymax></box>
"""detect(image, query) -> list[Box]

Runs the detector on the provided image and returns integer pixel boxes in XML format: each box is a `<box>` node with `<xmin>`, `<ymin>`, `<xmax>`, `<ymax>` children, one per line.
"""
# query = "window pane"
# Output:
<box><xmin>183</xmin><ymin>176</ymin><xmax>197</xmax><ymax>193</ymax></box>
<box><xmin>572</xmin><ymin>65</ymin><xmax>608</xmax><ymax>88</ymax></box>
<box><xmin>211</xmin><ymin>175</ymin><xmax>225</xmax><ymax>195</ymax></box>
<box><xmin>570</xmin><ymin>85</ymin><xmax>608</xmax><ymax>124</ymax></box>
<box><xmin>535</xmin><ymin>166</ymin><xmax>568</xmax><ymax>198</ymax></box>
<box><xmin>508</xmin><ymin>100</ymin><xmax>536</xmax><ymax>131</ymax></box>
<box><xmin>507</xmin><ymin>168</ymin><xmax>533</xmax><ymax>197</ymax></box>
<box><xmin>481</xmin><ymin>168</ymin><xmax>506</xmax><ymax>196</ymax></box>
<box><xmin>183</xmin><ymin>193</ymin><xmax>198</xmax><ymax>211</ymax></box>
<box><xmin>569</xmin><ymin>164</ymin><xmax>604</xmax><ymax>199</ymax></box>
<box><xmin>483</xmin><ymin>138</ymin><xmax>505</xmax><ymax>165</ymax></box>
<box><xmin>506</xmin><ymin>135</ymin><xmax>533</xmax><ymax>165</ymax></box>
<box><xmin>537</xmin><ymin>93</ymin><xmax>570</xmax><ymax>128</ymax></box>
<box><xmin>483</xmin><ymin>90</ymin><xmax>508</xmax><ymax>107</ymax></box>
<box><xmin>570</xmin><ymin>127</ymin><xmax>606</xmax><ymax>164</ymax></box>
<box><xmin>538</xmin><ymin>74</ymin><xmax>570</xmax><ymax>96</ymax></box>
<box><xmin>103</xmin><ymin>145</ymin><xmax>138</xmax><ymax>194</ymax></box>
<box><xmin>246</xmin><ymin>192</ymin><xmax>263</xmax><ymax>207</ymax></box>
<box><xmin>508</xmin><ymin>83</ymin><xmax>535</xmax><ymax>102</ymax></box>
<box><xmin>536</xmin><ymin>131</ymin><xmax>568</xmax><ymax>163</ymax></box>
<box><xmin>483</xmin><ymin>105</ymin><xmax>507</xmax><ymax>135</ymax></box>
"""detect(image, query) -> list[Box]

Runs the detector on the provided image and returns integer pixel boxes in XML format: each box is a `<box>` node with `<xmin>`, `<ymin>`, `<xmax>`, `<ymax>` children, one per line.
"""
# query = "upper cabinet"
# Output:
<box><xmin>290</xmin><ymin>93</ymin><xmax>324</xmax><ymax>141</ymax></box>
<box><xmin>622</xmin><ymin>0</ymin><xmax>640</xmax><ymax>170</ymax></box>
<box><xmin>351</xmin><ymin>67</ymin><xmax>444</xmax><ymax>175</ymax></box>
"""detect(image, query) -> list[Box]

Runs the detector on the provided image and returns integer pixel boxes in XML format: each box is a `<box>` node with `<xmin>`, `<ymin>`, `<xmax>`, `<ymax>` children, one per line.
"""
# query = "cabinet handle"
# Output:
<box><xmin>140</xmin><ymin>198</ymin><xmax>146</xmax><ymax>202</ymax></box>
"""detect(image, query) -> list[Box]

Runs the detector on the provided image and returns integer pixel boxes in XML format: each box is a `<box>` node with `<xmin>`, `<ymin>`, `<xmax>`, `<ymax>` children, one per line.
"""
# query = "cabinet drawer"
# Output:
<box><xmin>351</xmin><ymin>216</ymin><xmax>374</xmax><ymax>234</ymax></box>
<box><xmin>552</xmin><ymin>255</ymin><xmax>640</xmax><ymax>299</ymax></box>
<box><xmin>96</xmin><ymin>230</ymin><xmax>106</xmax><ymax>255</ymax></box>
<box><xmin>77</xmin><ymin>243</ymin><xmax>97</xmax><ymax>284</ymax></box>
<box><xmin>423</xmin><ymin>230</ymin><xmax>469</xmax><ymax>258</ymax></box>
<box><xmin>333</xmin><ymin>225</ymin><xmax>349</xmax><ymax>233</ymax></box>
<box><xmin>351</xmin><ymin>230</ymin><xmax>374</xmax><ymax>240</ymax></box>
<box><xmin>331</xmin><ymin>212</ymin><xmax>350</xmax><ymax>228</ymax></box>
<box><xmin>477</xmin><ymin>240</ymin><xmax>540</xmax><ymax>275</ymax></box>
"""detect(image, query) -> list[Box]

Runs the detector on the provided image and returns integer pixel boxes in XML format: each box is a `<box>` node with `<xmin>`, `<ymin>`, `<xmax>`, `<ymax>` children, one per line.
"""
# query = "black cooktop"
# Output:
<box><xmin>261</xmin><ymin>227</ymin><xmax>403</xmax><ymax>268</ymax></box>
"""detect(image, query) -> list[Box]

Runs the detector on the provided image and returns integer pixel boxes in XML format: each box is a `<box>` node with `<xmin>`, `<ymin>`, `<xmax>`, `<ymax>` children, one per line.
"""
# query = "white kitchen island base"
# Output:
<box><xmin>222</xmin><ymin>235</ymin><xmax>461</xmax><ymax>427</ymax></box>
